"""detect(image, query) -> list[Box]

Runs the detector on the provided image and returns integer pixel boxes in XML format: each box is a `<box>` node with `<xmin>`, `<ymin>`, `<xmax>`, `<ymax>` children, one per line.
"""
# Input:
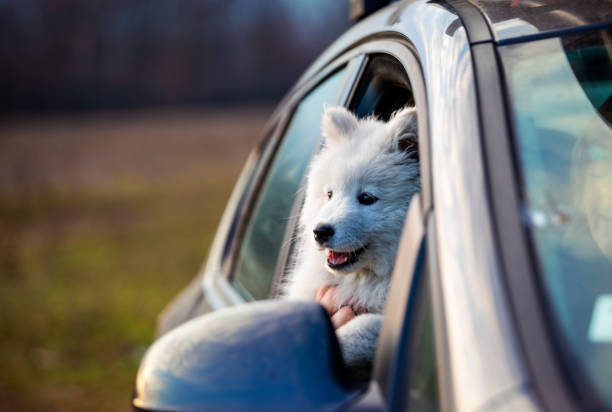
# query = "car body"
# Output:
<box><xmin>133</xmin><ymin>1</ymin><xmax>612</xmax><ymax>411</ymax></box>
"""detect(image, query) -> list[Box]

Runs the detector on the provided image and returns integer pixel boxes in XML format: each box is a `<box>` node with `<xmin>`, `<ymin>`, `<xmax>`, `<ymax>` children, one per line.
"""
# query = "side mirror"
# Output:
<box><xmin>132</xmin><ymin>300</ymin><xmax>362</xmax><ymax>411</ymax></box>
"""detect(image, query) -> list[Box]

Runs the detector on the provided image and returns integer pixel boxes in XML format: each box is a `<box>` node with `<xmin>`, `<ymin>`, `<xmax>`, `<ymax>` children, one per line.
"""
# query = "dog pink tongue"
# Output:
<box><xmin>328</xmin><ymin>250</ymin><xmax>349</xmax><ymax>265</ymax></box>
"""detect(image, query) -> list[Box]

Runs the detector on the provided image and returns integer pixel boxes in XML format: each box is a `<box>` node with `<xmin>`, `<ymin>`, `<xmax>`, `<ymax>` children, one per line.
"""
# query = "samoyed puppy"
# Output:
<box><xmin>284</xmin><ymin>105</ymin><xmax>420</xmax><ymax>374</ymax></box>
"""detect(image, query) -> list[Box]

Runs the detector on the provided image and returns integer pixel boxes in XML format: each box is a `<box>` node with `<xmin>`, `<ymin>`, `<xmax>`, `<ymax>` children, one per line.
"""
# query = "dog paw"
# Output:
<box><xmin>336</xmin><ymin>313</ymin><xmax>383</xmax><ymax>374</ymax></box>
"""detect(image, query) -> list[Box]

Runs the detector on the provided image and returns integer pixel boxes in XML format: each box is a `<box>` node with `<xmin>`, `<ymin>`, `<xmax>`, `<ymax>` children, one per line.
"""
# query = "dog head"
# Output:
<box><xmin>300</xmin><ymin>106</ymin><xmax>420</xmax><ymax>278</ymax></box>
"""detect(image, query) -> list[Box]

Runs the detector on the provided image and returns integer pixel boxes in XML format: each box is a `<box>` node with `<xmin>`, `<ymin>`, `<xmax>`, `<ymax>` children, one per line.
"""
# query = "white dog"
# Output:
<box><xmin>284</xmin><ymin>105</ymin><xmax>420</xmax><ymax>375</ymax></box>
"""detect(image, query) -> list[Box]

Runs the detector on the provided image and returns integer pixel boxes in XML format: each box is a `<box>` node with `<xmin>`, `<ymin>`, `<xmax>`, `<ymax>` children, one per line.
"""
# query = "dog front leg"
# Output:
<box><xmin>336</xmin><ymin>313</ymin><xmax>383</xmax><ymax>378</ymax></box>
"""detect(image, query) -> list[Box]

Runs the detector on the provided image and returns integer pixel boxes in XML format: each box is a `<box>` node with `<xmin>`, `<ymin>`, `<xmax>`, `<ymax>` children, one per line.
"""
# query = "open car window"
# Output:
<box><xmin>273</xmin><ymin>54</ymin><xmax>417</xmax><ymax>286</ymax></box>
<box><xmin>349</xmin><ymin>54</ymin><xmax>414</xmax><ymax>120</ymax></box>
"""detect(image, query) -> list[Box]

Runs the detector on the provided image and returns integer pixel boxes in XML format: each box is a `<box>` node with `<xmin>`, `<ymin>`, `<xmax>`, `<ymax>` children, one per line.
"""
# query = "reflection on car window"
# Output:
<box><xmin>232</xmin><ymin>67</ymin><xmax>347</xmax><ymax>300</ymax></box>
<box><xmin>501</xmin><ymin>28</ymin><xmax>612</xmax><ymax>408</ymax></box>
<box><xmin>222</xmin><ymin>145</ymin><xmax>269</xmax><ymax>262</ymax></box>
<box><xmin>406</xmin><ymin>257</ymin><xmax>439</xmax><ymax>412</ymax></box>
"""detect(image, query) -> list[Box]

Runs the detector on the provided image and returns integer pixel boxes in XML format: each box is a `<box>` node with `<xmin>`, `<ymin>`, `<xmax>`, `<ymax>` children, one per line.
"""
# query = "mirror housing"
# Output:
<box><xmin>132</xmin><ymin>300</ymin><xmax>361</xmax><ymax>411</ymax></box>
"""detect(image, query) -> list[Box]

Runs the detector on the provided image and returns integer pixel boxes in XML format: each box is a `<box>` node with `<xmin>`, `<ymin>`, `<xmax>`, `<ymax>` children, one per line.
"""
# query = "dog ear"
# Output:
<box><xmin>387</xmin><ymin>106</ymin><xmax>418</xmax><ymax>160</ymax></box>
<box><xmin>321</xmin><ymin>106</ymin><xmax>359</xmax><ymax>145</ymax></box>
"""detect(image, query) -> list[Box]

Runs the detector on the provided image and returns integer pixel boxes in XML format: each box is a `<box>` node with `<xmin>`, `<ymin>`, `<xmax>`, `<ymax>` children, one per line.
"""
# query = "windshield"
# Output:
<box><xmin>500</xmin><ymin>28</ymin><xmax>612</xmax><ymax>408</ymax></box>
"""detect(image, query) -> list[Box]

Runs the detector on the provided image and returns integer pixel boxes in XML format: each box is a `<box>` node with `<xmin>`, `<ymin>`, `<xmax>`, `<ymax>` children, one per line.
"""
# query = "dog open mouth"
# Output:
<box><xmin>327</xmin><ymin>247</ymin><xmax>365</xmax><ymax>269</ymax></box>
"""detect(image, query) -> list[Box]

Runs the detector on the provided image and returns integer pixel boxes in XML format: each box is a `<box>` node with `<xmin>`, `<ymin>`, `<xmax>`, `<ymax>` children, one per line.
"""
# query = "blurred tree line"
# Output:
<box><xmin>0</xmin><ymin>0</ymin><xmax>349</xmax><ymax>113</ymax></box>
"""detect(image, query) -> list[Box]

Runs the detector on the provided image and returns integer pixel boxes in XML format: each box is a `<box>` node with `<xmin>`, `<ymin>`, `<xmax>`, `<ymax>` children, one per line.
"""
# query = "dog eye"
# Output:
<box><xmin>327</xmin><ymin>190</ymin><xmax>333</xmax><ymax>200</ymax></box>
<box><xmin>358</xmin><ymin>192</ymin><xmax>378</xmax><ymax>205</ymax></box>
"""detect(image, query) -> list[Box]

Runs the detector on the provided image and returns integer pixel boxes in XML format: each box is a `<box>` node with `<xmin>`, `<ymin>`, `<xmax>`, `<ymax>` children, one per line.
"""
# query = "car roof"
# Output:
<box><xmin>276</xmin><ymin>0</ymin><xmax>612</xmax><ymax>121</ymax></box>
<box><xmin>469</xmin><ymin>0</ymin><xmax>612</xmax><ymax>42</ymax></box>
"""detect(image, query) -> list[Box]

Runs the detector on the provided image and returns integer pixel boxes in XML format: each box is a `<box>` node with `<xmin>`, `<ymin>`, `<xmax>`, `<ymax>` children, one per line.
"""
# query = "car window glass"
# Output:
<box><xmin>405</xmin><ymin>268</ymin><xmax>439</xmax><ymax>412</ymax></box>
<box><xmin>500</xmin><ymin>28</ymin><xmax>612</xmax><ymax>408</ymax></box>
<box><xmin>222</xmin><ymin>141</ymin><xmax>271</xmax><ymax>262</ymax></box>
<box><xmin>231</xmin><ymin>67</ymin><xmax>347</xmax><ymax>300</ymax></box>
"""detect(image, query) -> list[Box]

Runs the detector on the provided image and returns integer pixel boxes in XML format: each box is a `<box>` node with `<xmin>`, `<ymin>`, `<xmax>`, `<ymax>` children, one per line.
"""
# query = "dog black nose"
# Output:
<box><xmin>313</xmin><ymin>224</ymin><xmax>334</xmax><ymax>243</ymax></box>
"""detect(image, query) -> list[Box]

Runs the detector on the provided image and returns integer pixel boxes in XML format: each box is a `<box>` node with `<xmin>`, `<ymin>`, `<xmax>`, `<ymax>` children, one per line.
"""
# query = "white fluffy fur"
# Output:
<box><xmin>283</xmin><ymin>105</ymin><xmax>420</xmax><ymax>371</ymax></box>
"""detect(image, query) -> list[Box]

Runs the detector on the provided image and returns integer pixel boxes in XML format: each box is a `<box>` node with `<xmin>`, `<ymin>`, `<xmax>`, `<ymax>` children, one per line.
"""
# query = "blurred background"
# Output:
<box><xmin>0</xmin><ymin>1</ymin><xmax>349</xmax><ymax>410</ymax></box>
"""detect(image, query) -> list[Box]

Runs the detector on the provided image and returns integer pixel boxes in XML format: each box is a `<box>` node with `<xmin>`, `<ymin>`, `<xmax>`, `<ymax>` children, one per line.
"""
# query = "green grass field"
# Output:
<box><xmin>0</xmin><ymin>108</ymin><xmax>269</xmax><ymax>411</ymax></box>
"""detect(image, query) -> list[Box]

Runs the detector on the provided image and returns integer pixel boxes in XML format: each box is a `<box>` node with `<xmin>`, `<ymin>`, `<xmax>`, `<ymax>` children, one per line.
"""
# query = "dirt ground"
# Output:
<box><xmin>0</xmin><ymin>105</ymin><xmax>272</xmax><ymax>411</ymax></box>
<box><xmin>0</xmin><ymin>107</ymin><xmax>272</xmax><ymax>191</ymax></box>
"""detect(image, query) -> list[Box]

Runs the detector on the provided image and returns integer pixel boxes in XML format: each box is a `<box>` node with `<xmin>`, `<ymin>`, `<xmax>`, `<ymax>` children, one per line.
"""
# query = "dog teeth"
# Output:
<box><xmin>328</xmin><ymin>250</ymin><xmax>349</xmax><ymax>265</ymax></box>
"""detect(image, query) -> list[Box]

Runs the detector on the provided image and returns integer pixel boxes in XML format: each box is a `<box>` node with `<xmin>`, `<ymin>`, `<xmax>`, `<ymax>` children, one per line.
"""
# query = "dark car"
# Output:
<box><xmin>132</xmin><ymin>1</ymin><xmax>612</xmax><ymax>411</ymax></box>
